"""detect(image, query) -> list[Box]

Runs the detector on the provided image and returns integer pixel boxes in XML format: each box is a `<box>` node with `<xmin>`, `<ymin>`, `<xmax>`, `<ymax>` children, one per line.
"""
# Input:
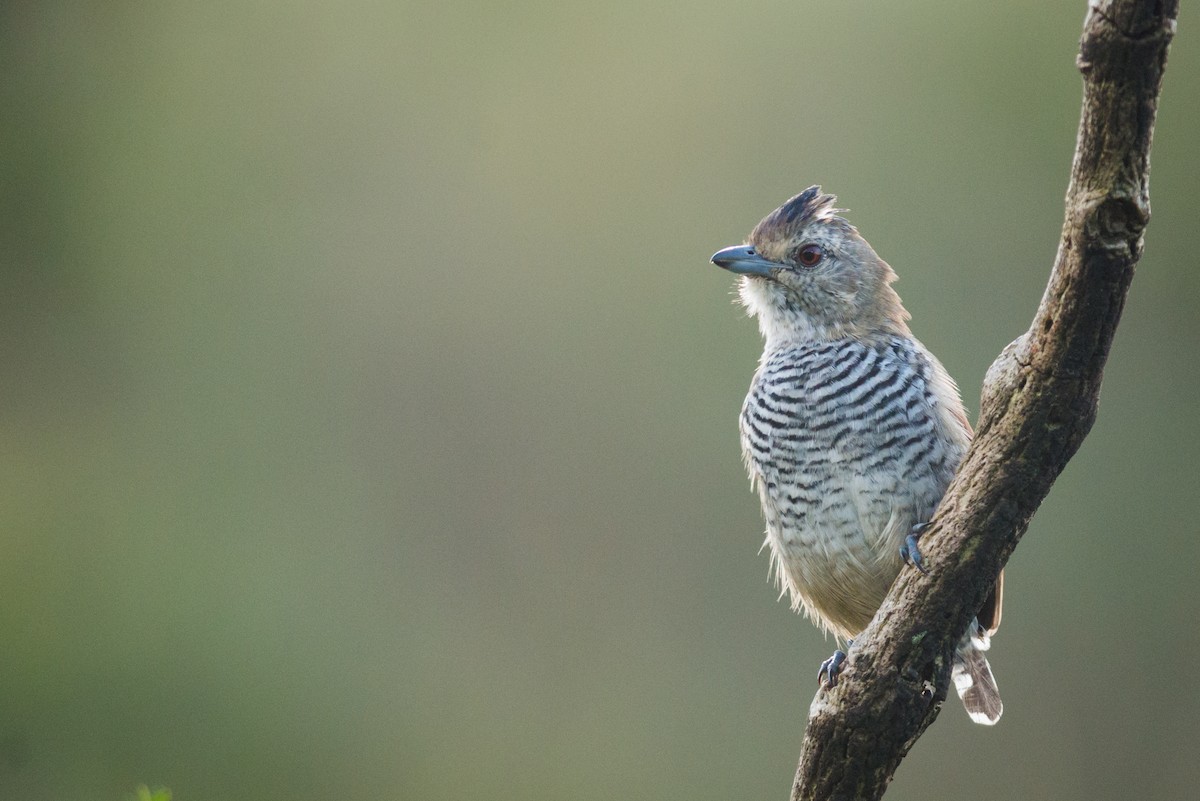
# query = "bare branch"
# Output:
<box><xmin>789</xmin><ymin>3</ymin><xmax>1178</xmax><ymax>799</ymax></box>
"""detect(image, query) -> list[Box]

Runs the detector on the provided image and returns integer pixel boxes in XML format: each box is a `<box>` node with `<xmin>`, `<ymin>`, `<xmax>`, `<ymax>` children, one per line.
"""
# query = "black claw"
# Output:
<box><xmin>900</xmin><ymin>522</ymin><xmax>931</xmax><ymax>574</ymax></box>
<box><xmin>818</xmin><ymin>649</ymin><xmax>847</xmax><ymax>688</ymax></box>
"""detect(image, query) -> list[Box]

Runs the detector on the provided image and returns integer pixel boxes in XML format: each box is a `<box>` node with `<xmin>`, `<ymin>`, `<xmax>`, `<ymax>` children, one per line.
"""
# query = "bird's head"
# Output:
<box><xmin>712</xmin><ymin>186</ymin><xmax>910</xmax><ymax>345</ymax></box>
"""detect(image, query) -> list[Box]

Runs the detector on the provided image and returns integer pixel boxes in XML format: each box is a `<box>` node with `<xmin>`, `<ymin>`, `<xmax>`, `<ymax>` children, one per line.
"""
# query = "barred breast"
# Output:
<box><xmin>740</xmin><ymin>336</ymin><xmax>968</xmax><ymax>640</ymax></box>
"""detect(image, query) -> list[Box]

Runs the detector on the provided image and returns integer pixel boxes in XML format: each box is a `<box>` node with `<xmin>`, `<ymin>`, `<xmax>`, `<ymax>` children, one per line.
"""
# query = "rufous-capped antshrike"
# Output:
<box><xmin>712</xmin><ymin>187</ymin><xmax>1003</xmax><ymax>725</ymax></box>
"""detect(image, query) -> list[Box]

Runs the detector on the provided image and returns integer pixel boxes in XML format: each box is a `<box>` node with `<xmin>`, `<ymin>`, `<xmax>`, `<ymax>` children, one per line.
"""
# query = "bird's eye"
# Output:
<box><xmin>795</xmin><ymin>244</ymin><xmax>823</xmax><ymax>268</ymax></box>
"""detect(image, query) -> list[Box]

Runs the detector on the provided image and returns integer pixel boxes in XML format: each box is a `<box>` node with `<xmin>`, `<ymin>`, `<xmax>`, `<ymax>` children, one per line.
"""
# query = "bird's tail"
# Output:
<box><xmin>952</xmin><ymin>635</ymin><xmax>1002</xmax><ymax>725</ymax></box>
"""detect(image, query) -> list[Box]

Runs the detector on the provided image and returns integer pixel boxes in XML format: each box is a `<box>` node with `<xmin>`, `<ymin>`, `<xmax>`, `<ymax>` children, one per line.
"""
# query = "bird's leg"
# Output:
<box><xmin>900</xmin><ymin>522</ymin><xmax>931</xmax><ymax>574</ymax></box>
<box><xmin>817</xmin><ymin>639</ymin><xmax>852</xmax><ymax>688</ymax></box>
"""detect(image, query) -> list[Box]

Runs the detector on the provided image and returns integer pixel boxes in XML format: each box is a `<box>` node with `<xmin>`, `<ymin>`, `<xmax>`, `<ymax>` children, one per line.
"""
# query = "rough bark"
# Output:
<box><xmin>789</xmin><ymin>2</ymin><xmax>1178</xmax><ymax>799</ymax></box>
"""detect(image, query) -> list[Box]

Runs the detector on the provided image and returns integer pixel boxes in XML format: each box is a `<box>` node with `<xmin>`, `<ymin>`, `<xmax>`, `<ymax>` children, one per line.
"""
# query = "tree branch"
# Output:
<box><xmin>789</xmin><ymin>2</ymin><xmax>1178</xmax><ymax>799</ymax></box>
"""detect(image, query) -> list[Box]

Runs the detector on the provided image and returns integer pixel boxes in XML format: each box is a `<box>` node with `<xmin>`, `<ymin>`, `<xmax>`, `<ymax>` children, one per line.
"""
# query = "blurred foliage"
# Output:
<box><xmin>129</xmin><ymin>786</ymin><xmax>172</xmax><ymax>801</ymax></box>
<box><xmin>1</xmin><ymin>2</ymin><xmax>1197</xmax><ymax>800</ymax></box>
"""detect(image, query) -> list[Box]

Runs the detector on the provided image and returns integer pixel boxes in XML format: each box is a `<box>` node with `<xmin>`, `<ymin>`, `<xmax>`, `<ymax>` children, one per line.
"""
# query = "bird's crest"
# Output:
<box><xmin>750</xmin><ymin>186</ymin><xmax>844</xmax><ymax>243</ymax></box>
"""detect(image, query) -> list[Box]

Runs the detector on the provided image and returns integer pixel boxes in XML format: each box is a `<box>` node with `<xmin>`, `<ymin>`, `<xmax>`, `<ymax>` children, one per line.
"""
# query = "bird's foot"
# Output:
<box><xmin>900</xmin><ymin>522</ymin><xmax>931</xmax><ymax>575</ymax></box>
<box><xmin>817</xmin><ymin>640</ymin><xmax>852</xmax><ymax>688</ymax></box>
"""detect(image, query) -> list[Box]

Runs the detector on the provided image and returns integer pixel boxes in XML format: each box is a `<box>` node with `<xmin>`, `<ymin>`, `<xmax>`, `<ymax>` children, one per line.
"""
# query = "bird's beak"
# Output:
<box><xmin>711</xmin><ymin>245</ymin><xmax>777</xmax><ymax>277</ymax></box>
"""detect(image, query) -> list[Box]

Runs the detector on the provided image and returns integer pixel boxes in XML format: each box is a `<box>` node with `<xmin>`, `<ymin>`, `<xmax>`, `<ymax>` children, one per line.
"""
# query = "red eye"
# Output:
<box><xmin>796</xmin><ymin>244</ymin><xmax>823</xmax><ymax>267</ymax></box>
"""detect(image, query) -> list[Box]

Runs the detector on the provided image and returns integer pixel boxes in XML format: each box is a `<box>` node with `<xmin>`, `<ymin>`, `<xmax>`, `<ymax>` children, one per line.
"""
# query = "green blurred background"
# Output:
<box><xmin>2</xmin><ymin>2</ymin><xmax>1196</xmax><ymax>799</ymax></box>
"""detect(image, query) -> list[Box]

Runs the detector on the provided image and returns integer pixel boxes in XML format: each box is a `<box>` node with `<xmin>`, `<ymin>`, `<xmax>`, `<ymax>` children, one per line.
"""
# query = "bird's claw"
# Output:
<box><xmin>817</xmin><ymin>649</ymin><xmax>847</xmax><ymax>688</ymax></box>
<box><xmin>900</xmin><ymin>522</ymin><xmax>931</xmax><ymax>575</ymax></box>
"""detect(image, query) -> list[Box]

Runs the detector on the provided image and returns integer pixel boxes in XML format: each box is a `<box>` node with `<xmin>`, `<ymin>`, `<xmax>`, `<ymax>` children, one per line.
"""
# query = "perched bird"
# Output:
<box><xmin>711</xmin><ymin>186</ymin><xmax>1003</xmax><ymax>725</ymax></box>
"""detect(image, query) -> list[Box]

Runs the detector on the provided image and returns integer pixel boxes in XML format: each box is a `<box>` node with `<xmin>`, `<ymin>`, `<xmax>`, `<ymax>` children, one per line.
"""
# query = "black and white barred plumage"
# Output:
<box><xmin>713</xmin><ymin>187</ymin><xmax>1003</xmax><ymax>725</ymax></box>
<box><xmin>741</xmin><ymin>336</ymin><xmax>963</xmax><ymax>638</ymax></box>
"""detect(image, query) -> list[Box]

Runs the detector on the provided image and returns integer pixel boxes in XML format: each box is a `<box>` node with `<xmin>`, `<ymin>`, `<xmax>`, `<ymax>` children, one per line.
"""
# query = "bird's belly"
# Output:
<box><xmin>758</xmin><ymin>475</ymin><xmax>907</xmax><ymax>640</ymax></box>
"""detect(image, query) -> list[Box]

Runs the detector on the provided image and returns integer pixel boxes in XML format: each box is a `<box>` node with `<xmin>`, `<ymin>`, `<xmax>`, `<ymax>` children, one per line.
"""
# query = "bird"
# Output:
<box><xmin>711</xmin><ymin>186</ymin><xmax>1003</xmax><ymax>725</ymax></box>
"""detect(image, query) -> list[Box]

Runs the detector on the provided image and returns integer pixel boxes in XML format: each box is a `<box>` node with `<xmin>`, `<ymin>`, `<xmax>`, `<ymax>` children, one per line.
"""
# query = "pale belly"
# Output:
<box><xmin>757</xmin><ymin>474</ymin><xmax>911</xmax><ymax>641</ymax></box>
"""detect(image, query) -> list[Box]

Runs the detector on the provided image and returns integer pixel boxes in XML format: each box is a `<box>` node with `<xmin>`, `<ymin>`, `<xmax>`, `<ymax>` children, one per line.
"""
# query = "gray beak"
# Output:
<box><xmin>711</xmin><ymin>245</ymin><xmax>776</xmax><ymax>277</ymax></box>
